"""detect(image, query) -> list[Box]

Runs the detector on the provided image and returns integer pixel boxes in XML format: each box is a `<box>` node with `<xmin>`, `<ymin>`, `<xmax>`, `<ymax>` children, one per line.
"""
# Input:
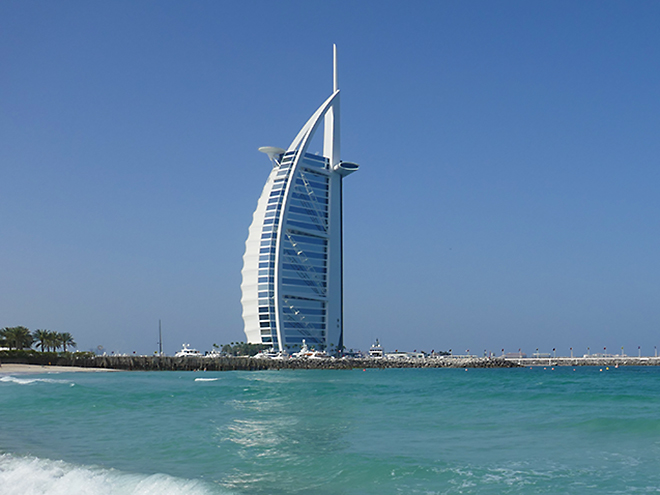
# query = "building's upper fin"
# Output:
<box><xmin>287</xmin><ymin>89</ymin><xmax>339</xmax><ymax>156</ymax></box>
<box><xmin>287</xmin><ymin>45</ymin><xmax>341</xmax><ymax>166</ymax></box>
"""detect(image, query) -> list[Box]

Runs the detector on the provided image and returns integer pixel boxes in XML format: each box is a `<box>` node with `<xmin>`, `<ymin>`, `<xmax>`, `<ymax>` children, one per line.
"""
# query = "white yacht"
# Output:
<box><xmin>369</xmin><ymin>339</ymin><xmax>384</xmax><ymax>358</ymax></box>
<box><xmin>254</xmin><ymin>350</ymin><xmax>289</xmax><ymax>360</ymax></box>
<box><xmin>292</xmin><ymin>340</ymin><xmax>331</xmax><ymax>359</ymax></box>
<box><xmin>175</xmin><ymin>344</ymin><xmax>201</xmax><ymax>357</ymax></box>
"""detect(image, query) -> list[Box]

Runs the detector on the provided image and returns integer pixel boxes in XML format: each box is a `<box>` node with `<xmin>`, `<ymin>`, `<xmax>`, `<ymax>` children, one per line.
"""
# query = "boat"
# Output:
<box><xmin>308</xmin><ymin>348</ymin><xmax>332</xmax><ymax>359</ymax></box>
<box><xmin>369</xmin><ymin>339</ymin><xmax>384</xmax><ymax>358</ymax></box>
<box><xmin>175</xmin><ymin>344</ymin><xmax>201</xmax><ymax>357</ymax></box>
<box><xmin>254</xmin><ymin>350</ymin><xmax>289</xmax><ymax>360</ymax></box>
<box><xmin>292</xmin><ymin>340</ymin><xmax>332</xmax><ymax>359</ymax></box>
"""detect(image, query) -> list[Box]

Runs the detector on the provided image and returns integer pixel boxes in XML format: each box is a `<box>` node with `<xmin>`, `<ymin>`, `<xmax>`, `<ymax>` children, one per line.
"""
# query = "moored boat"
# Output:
<box><xmin>174</xmin><ymin>344</ymin><xmax>201</xmax><ymax>357</ymax></box>
<box><xmin>369</xmin><ymin>339</ymin><xmax>384</xmax><ymax>358</ymax></box>
<box><xmin>291</xmin><ymin>340</ymin><xmax>332</xmax><ymax>359</ymax></box>
<box><xmin>254</xmin><ymin>350</ymin><xmax>289</xmax><ymax>360</ymax></box>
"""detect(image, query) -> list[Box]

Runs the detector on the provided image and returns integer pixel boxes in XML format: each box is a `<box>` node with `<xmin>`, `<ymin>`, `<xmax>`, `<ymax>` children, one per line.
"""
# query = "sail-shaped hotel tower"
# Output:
<box><xmin>240</xmin><ymin>46</ymin><xmax>358</xmax><ymax>354</ymax></box>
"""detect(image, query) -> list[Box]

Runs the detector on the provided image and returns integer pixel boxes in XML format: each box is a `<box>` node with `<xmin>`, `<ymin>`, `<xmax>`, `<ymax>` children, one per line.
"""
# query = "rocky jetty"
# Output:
<box><xmin>506</xmin><ymin>356</ymin><xmax>660</xmax><ymax>367</ymax></box>
<box><xmin>5</xmin><ymin>353</ymin><xmax>660</xmax><ymax>371</ymax></box>
<box><xmin>28</xmin><ymin>354</ymin><xmax>520</xmax><ymax>371</ymax></box>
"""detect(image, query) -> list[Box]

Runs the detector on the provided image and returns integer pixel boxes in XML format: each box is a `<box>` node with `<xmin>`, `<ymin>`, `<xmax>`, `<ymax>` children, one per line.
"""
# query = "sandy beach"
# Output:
<box><xmin>0</xmin><ymin>363</ymin><xmax>119</xmax><ymax>374</ymax></box>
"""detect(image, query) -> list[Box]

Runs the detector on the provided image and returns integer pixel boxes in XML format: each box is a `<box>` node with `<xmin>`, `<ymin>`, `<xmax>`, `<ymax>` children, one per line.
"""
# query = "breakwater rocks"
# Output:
<box><xmin>4</xmin><ymin>354</ymin><xmax>520</xmax><ymax>371</ymax></box>
<box><xmin>5</xmin><ymin>353</ymin><xmax>660</xmax><ymax>371</ymax></box>
<box><xmin>107</xmin><ymin>355</ymin><xmax>524</xmax><ymax>370</ymax></box>
<box><xmin>508</xmin><ymin>356</ymin><xmax>660</xmax><ymax>367</ymax></box>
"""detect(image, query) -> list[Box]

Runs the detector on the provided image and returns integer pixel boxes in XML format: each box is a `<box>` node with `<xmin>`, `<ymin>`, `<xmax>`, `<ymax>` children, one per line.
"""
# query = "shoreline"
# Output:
<box><xmin>0</xmin><ymin>363</ymin><xmax>120</xmax><ymax>374</ymax></box>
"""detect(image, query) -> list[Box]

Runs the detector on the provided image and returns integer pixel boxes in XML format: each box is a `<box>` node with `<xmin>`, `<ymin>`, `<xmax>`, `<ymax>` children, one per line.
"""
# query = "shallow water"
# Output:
<box><xmin>1</xmin><ymin>367</ymin><xmax>659</xmax><ymax>494</ymax></box>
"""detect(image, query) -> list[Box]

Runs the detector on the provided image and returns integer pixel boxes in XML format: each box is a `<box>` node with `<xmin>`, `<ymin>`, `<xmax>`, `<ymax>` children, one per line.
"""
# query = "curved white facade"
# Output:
<box><xmin>240</xmin><ymin>46</ymin><xmax>357</xmax><ymax>354</ymax></box>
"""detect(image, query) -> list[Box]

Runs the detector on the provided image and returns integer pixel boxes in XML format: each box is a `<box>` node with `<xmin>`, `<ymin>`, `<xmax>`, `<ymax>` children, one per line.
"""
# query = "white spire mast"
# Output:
<box><xmin>333</xmin><ymin>44</ymin><xmax>338</xmax><ymax>93</ymax></box>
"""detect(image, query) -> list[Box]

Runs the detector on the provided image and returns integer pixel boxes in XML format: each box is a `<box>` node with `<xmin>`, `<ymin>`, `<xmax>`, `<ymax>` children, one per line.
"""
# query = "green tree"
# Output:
<box><xmin>46</xmin><ymin>330</ymin><xmax>57</xmax><ymax>351</ymax></box>
<box><xmin>52</xmin><ymin>332</ymin><xmax>63</xmax><ymax>351</ymax></box>
<box><xmin>33</xmin><ymin>329</ymin><xmax>60</xmax><ymax>352</ymax></box>
<box><xmin>58</xmin><ymin>332</ymin><xmax>76</xmax><ymax>352</ymax></box>
<box><xmin>221</xmin><ymin>341</ymin><xmax>267</xmax><ymax>356</ymax></box>
<box><xmin>33</xmin><ymin>329</ymin><xmax>51</xmax><ymax>352</ymax></box>
<box><xmin>0</xmin><ymin>326</ymin><xmax>34</xmax><ymax>350</ymax></box>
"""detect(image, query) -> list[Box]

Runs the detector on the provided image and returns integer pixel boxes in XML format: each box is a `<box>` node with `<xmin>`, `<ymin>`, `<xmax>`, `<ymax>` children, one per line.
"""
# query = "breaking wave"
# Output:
<box><xmin>0</xmin><ymin>454</ymin><xmax>223</xmax><ymax>495</ymax></box>
<box><xmin>0</xmin><ymin>376</ymin><xmax>73</xmax><ymax>386</ymax></box>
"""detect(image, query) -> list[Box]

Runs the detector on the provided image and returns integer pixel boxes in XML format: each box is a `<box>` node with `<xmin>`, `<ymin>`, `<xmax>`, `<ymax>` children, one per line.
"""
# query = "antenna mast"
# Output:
<box><xmin>333</xmin><ymin>44</ymin><xmax>338</xmax><ymax>92</ymax></box>
<box><xmin>158</xmin><ymin>319</ymin><xmax>163</xmax><ymax>355</ymax></box>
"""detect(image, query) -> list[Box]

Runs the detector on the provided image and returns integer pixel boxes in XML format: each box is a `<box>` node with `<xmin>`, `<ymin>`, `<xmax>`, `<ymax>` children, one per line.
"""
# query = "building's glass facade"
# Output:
<box><xmin>255</xmin><ymin>152</ymin><xmax>331</xmax><ymax>347</ymax></box>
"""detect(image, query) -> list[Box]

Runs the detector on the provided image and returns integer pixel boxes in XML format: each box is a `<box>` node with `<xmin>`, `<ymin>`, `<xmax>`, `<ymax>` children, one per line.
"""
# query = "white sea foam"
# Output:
<box><xmin>0</xmin><ymin>454</ymin><xmax>222</xmax><ymax>495</ymax></box>
<box><xmin>0</xmin><ymin>376</ymin><xmax>73</xmax><ymax>386</ymax></box>
<box><xmin>194</xmin><ymin>378</ymin><xmax>219</xmax><ymax>382</ymax></box>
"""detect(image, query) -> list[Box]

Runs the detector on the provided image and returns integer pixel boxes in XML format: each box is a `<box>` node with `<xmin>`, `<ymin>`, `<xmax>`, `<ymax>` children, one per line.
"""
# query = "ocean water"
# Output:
<box><xmin>1</xmin><ymin>366</ymin><xmax>659</xmax><ymax>494</ymax></box>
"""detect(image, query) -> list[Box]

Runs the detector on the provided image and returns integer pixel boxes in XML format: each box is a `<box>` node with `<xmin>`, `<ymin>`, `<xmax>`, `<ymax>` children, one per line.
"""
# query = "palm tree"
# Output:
<box><xmin>45</xmin><ymin>330</ymin><xmax>56</xmax><ymax>351</ymax></box>
<box><xmin>58</xmin><ymin>332</ymin><xmax>76</xmax><ymax>352</ymax></box>
<box><xmin>33</xmin><ymin>329</ymin><xmax>60</xmax><ymax>352</ymax></box>
<box><xmin>0</xmin><ymin>326</ymin><xmax>34</xmax><ymax>350</ymax></box>
<box><xmin>52</xmin><ymin>332</ymin><xmax>63</xmax><ymax>351</ymax></box>
<box><xmin>33</xmin><ymin>329</ymin><xmax>51</xmax><ymax>352</ymax></box>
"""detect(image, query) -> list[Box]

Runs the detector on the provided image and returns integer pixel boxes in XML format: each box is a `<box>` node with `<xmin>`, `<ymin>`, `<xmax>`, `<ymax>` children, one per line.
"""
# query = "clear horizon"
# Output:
<box><xmin>2</xmin><ymin>1</ymin><xmax>659</xmax><ymax>356</ymax></box>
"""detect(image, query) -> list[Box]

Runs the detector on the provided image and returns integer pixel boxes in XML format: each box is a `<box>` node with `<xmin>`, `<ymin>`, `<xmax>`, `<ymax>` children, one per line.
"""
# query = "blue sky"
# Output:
<box><xmin>2</xmin><ymin>1</ymin><xmax>659</xmax><ymax>356</ymax></box>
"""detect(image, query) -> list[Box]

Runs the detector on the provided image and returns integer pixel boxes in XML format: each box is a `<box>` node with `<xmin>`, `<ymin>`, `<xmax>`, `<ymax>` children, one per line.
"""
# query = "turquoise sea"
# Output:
<box><xmin>1</xmin><ymin>366</ymin><xmax>659</xmax><ymax>494</ymax></box>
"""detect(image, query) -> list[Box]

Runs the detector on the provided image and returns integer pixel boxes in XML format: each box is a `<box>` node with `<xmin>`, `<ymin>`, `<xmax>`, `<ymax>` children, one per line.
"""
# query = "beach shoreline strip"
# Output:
<box><xmin>0</xmin><ymin>363</ymin><xmax>120</xmax><ymax>374</ymax></box>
